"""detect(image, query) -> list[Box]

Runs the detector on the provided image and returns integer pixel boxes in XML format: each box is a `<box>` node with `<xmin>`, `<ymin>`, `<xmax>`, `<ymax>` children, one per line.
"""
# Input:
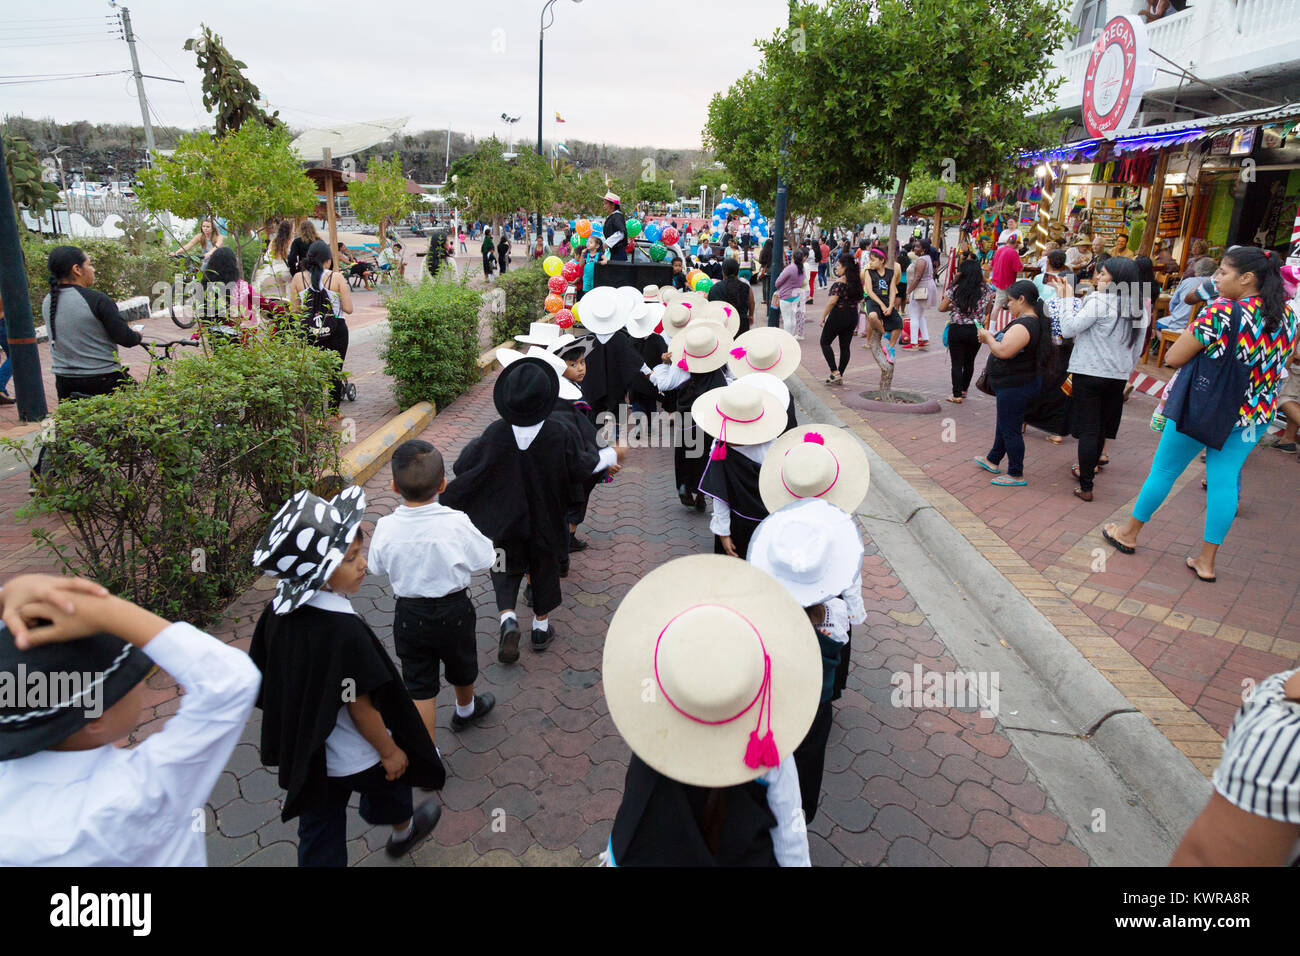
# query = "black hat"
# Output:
<box><xmin>0</xmin><ymin>625</ymin><xmax>153</xmax><ymax>761</ymax></box>
<box><xmin>493</xmin><ymin>356</ymin><xmax>559</xmax><ymax>426</ymax></box>
<box><xmin>251</xmin><ymin>485</ymin><xmax>367</xmax><ymax>615</ymax></box>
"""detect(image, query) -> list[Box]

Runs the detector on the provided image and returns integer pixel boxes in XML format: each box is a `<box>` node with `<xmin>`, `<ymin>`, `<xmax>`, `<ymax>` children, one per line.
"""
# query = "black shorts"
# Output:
<box><xmin>392</xmin><ymin>591</ymin><xmax>478</xmax><ymax>698</ymax></box>
<box><xmin>881</xmin><ymin>310</ymin><xmax>903</xmax><ymax>333</ymax></box>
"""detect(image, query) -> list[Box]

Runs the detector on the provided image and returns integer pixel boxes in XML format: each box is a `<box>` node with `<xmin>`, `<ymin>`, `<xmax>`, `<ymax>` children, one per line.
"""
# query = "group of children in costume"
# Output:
<box><xmin>0</xmin><ymin>276</ymin><xmax>874</xmax><ymax>868</ymax></box>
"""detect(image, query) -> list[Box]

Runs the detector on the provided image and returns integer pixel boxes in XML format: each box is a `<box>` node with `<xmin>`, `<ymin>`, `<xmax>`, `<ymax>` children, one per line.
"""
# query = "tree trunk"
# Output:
<box><xmin>888</xmin><ymin>175</ymin><xmax>908</xmax><ymax>268</ymax></box>
<box><xmin>866</xmin><ymin>326</ymin><xmax>894</xmax><ymax>402</ymax></box>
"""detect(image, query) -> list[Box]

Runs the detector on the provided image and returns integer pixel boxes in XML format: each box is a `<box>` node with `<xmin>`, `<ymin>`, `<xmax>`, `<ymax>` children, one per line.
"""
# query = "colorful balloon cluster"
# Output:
<box><xmin>685</xmin><ymin>269</ymin><xmax>713</xmax><ymax>293</ymax></box>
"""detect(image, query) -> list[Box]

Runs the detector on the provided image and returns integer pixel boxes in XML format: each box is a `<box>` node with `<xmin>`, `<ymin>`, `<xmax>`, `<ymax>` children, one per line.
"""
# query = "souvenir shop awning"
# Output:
<box><xmin>1018</xmin><ymin>102</ymin><xmax>1300</xmax><ymax>166</ymax></box>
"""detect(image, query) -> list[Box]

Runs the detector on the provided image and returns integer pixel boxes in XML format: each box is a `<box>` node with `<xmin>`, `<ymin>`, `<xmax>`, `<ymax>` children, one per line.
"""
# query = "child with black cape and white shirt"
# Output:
<box><xmin>250</xmin><ymin>485</ymin><xmax>446</xmax><ymax>867</ymax></box>
<box><xmin>600</xmin><ymin>554</ymin><xmax>818</xmax><ymax>866</ymax></box>
<box><xmin>441</xmin><ymin>356</ymin><xmax>621</xmax><ymax>663</ymax></box>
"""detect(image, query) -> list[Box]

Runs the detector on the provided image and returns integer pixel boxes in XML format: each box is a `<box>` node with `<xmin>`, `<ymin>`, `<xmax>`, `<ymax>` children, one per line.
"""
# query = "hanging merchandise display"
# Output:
<box><xmin>1091</xmin><ymin>197</ymin><xmax>1126</xmax><ymax>240</ymax></box>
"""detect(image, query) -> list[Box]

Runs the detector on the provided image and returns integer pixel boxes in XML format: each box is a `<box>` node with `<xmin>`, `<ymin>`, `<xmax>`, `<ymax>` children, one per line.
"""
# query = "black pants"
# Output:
<box><xmin>296</xmin><ymin>763</ymin><xmax>413</xmax><ymax>867</ymax></box>
<box><xmin>1070</xmin><ymin>373</ymin><xmax>1126</xmax><ymax>492</ymax></box>
<box><xmin>491</xmin><ymin>543</ymin><xmax>562</xmax><ymax>616</ymax></box>
<box><xmin>946</xmin><ymin>324</ymin><xmax>981</xmax><ymax>397</ymax></box>
<box><xmin>793</xmin><ymin>700</ymin><xmax>834</xmax><ymax>824</ymax></box>
<box><xmin>55</xmin><ymin>368</ymin><xmax>134</xmax><ymax>402</ymax></box>
<box><xmin>988</xmin><ymin>378</ymin><xmax>1041</xmax><ymax>478</ymax></box>
<box><xmin>316</xmin><ymin>322</ymin><xmax>349</xmax><ymax>412</ymax></box>
<box><xmin>820</xmin><ymin>308</ymin><xmax>857</xmax><ymax>374</ymax></box>
<box><xmin>393</xmin><ymin>591</ymin><xmax>477</xmax><ymax>699</ymax></box>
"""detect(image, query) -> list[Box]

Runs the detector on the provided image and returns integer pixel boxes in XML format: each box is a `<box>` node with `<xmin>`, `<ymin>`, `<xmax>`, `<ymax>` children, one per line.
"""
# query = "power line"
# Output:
<box><xmin>0</xmin><ymin>38</ymin><xmax>122</xmax><ymax>50</ymax></box>
<box><xmin>0</xmin><ymin>15</ymin><xmax>118</xmax><ymax>25</ymax></box>
<box><xmin>0</xmin><ymin>72</ymin><xmax>130</xmax><ymax>87</ymax></box>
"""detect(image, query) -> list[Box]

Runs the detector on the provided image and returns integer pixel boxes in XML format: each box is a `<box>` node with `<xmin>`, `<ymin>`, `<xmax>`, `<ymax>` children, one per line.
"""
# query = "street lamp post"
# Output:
<box><xmin>537</xmin><ymin>0</ymin><xmax>583</xmax><ymax>247</ymax></box>
<box><xmin>51</xmin><ymin>146</ymin><xmax>69</xmax><ymax>237</ymax></box>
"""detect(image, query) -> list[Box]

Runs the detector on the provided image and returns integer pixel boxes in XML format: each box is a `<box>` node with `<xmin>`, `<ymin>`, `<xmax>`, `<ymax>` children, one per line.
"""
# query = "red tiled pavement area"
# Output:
<box><xmin>147</xmin><ymin>364</ymin><xmax>1087</xmax><ymax>867</ymax></box>
<box><xmin>795</xmin><ymin>286</ymin><xmax>1299</xmax><ymax>737</ymax></box>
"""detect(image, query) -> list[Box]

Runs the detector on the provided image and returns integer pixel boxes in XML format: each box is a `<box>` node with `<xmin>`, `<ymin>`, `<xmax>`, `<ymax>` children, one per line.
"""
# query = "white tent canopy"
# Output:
<box><xmin>290</xmin><ymin>117</ymin><xmax>411</xmax><ymax>162</ymax></box>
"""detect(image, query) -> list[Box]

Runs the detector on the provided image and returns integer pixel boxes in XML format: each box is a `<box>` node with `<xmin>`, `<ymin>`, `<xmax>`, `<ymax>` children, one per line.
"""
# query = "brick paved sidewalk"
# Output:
<box><xmin>183</xmin><ymin>365</ymin><xmax>1092</xmax><ymax>866</ymax></box>
<box><xmin>800</xmin><ymin>332</ymin><xmax>1297</xmax><ymax>751</ymax></box>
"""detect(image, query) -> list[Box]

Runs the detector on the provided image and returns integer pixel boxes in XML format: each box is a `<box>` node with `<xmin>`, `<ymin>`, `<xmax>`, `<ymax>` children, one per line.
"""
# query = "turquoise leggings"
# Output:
<box><xmin>1132</xmin><ymin>420</ymin><xmax>1257</xmax><ymax>545</ymax></box>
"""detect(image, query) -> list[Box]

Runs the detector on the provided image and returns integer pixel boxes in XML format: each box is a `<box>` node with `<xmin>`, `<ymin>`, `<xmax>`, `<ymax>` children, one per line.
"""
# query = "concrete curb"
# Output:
<box><xmin>787</xmin><ymin>374</ymin><xmax>1211</xmax><ymax>860</ymax></box>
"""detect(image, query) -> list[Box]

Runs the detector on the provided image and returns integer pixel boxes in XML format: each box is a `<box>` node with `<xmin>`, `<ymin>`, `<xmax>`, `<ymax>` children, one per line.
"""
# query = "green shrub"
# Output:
<box><xmin>380</xmin><ymin>269</ymin><xmax>482</xmax><ymax>411</ymax></box>
<box><xmin>7</xmin><ymin>331</ymin><xmax>341</xmax><ymax>626</ymax></box>
<box><xmin>17</xmin><ymin>231</ymin><xmax>174</xmax><ymax>323</ymax></box>
<box><xmin>492</xmin><ymin>262</ymin><xmax>550</xmax><ymax>344</ymax></box>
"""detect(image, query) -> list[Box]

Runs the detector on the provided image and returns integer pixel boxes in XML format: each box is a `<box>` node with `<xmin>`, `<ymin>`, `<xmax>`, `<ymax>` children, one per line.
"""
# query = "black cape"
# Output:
<box><xmin>603</xmin><ymin>210</ymin><xmax>628</xmax><ymax>257</ymax></box>
<box><xmin>441</xmin><ymin>417</ymin><xmax>598</xmax><ymax>556</ymax></box>
<box><xmin>642</xmin><ymin>332</ymin><xmax>677</xmax><ymax>412</ymax></box>
<box><xmin>626</xmin><ymin>333</ymin><xmax>660</xmax><ymax>408</ymax></box>
<box><xmin>250</xmin><ymin>603</ymin><xmax>446</xmax><ymax>822</ymax></box>
<box><xmin>610</xmin><ymin>754</ymin><xmax>777</xmax><ymax>866</ymax></box>
<box><xmin>707</xmin><ymin>277</ymin><xmax>752</xmax><ymax>335</ymax></box>
<box><xmin>674</xmin><ymin>367</ymin><xmax>728</xmax><ymax>495</ymax></box>
<box><xmin>581</xmin><ymin>328</ymin><xmax>644</xmax><ymax>416</ymax></box>
<box><xmin>700</xmin><ymin>447</ymin><xmax>768</xmax><ymax>559</ymax></box>
<box><xmin>552</xmin><ymin>396</ymin><xmax>606</xmax><ymax>527</ymax></box>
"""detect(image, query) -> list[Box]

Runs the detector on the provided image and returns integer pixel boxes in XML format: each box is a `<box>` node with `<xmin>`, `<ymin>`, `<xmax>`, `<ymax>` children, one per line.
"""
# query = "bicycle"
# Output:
<box><xmin>167</xmin><ymin>253</ymin><xmax>205</xmax><ymax>330</ymax></box>
<box><xmin>141</xmin><ymin>338</ymin><xmax>201</xmax><ymax>385</ymax></box>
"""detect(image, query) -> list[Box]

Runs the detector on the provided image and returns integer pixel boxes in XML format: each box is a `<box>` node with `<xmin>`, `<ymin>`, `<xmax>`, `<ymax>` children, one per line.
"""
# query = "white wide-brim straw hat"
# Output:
<box><xmin>602</xmin><ymin>554</ymin><xmax>822</xmax><ymax>787</ymax></box>
<box><xmin>628</xmin><ymin>301</ymin><xmax>664</xmax><ymax>338</ymax></box>
<box><xmin>615</xmin><ymin>285</ymin><xmax>643</xmax><ymax>317</ymax></box>
<box><xmin>699</xmin><ymin>299</ymin><xmax>740</xmax><ymax>337</ymax></box>
<box><xmin>576</xmin><ymin>286</ymin><xmax>624</xmax><ymax>334</ymax></box>
<box><xmin>760</xmin><ymin>424</ymin><xmax>871</xmax><ymax>514</ymax></box>
<box><xmin>677</xmin><ymin>291</ymin><xmax>710</xmax><ymax>311</ymax></box>
<box><xmin>746</xmin><ymin>499</ymin><xmax>864</xmax><ymax>606</ymax></box>
<box><xmin>497</xmin><ymin>346</ymin><xmax>582</xmax><ymax>401</ymax></box>
<box><xmin>642</xmin><ymin>284</ymin><xmax>660</xmax><ymax>302</ymax></box>
<box><xmin>691</xmin><ymin>380</ymin><xmax>787</xmax><ymax>447</ymax></box>
<box><xmin>728</xmin><ymin>327</ymin><xmax>801</xmax><ymax>381</ymax></box>
<box><xmin>669</xmin><ymin>321</ymin><xmax>734</xmax><ymax>375</ymax></box>
<box><xmin>514</xmin><ymin>322</ymin><xmax>578</xmax><ymax>352</ymax></box>
<box><xmin>741</xmin><ymin>371</ymin><xmax>790</xmax><ymax>416</ymax></box>
<box><xmin>661</xmin><ymin>301</ymin><xmax>695</xmax><ymax>336</ymax></box>
<box><xmin>660</xmin><ymin>287</ymin><xmax>683</xmax><ymax>306</ymax></box>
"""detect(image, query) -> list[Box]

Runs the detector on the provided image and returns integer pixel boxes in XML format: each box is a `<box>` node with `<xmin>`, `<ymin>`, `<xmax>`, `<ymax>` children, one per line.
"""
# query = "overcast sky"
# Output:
<box><xmin>2</xmin><ymin>0</ymin><xmax>793</xmax><ymax>151</ymax></box>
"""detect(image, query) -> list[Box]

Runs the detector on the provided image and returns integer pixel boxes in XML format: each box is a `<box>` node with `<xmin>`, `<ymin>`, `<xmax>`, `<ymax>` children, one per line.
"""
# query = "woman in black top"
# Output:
<box><xmin>286</xmin><ymin>219</ymin><xmax>319</xmax><ymax>276</ymax></box>
<box><xmin>973</xmin><ymin>280</ymin><xmax>1057</xmax><ymax>486</ymax></box>
<box><xmin>707</xmin><ymin>258</ymin><xmax>753</xmax><ymax>334</ymax></box>
<box><xmin>497</xmin><ymin>233</ymin><xmax>511</xmax><ymax>275</ymax></box>
<box><xmin>819</xmin><ymin>253</ymin><xmax>864</xmax><ymax>385</ymax></box>
<box><xmin>862</xmin><ymin>247</ymin><xmax>904</xmax><ymax>358</ymax></box>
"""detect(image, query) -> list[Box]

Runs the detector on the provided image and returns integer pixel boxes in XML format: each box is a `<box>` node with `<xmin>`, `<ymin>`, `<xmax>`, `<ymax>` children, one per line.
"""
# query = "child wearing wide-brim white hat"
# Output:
<box><xmin>747</xmin><ymin>498</ymin><xmax>866</xmax><ymax>824</ymax></box>
<box><xmin>759</xmin><ymin>424</ymin><xmax>871</xmax><ymax>515</ymax></box>
<box><xmin>601</xmin><ymin>554</ymin><xmax>818</xmax><ymax>866</ymax></box>
<box><xmin>727</xmin><ymin>327</ymin><xmax>802</xmax><ymax>382</ymax></box>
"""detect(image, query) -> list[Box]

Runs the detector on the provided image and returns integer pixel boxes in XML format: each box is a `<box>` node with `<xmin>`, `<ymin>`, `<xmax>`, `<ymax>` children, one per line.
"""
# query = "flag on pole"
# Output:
<box><xmin>555</xmin><ymin>142</ymin><xmax>570</xmax><ymax>156</ymax></box>
<box><xmin>555</xmin><ymin>112</ymin><xmax>566</xmax><ymax>123</ymax></box>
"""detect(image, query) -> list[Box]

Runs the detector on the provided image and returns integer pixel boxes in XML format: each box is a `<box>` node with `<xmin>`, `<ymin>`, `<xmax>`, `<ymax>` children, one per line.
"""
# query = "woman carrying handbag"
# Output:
<box><xmin>1102</xmin><ymin>247</ymin><xmax>1297</xmax><ymax>581</ymax></box>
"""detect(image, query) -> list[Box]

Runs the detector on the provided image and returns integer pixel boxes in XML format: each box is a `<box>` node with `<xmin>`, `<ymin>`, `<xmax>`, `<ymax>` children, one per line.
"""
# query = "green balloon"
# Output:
<box><xmin>696</xmin><ymin>277</ymin><xmax>713</xmax><ymax>293</ymax></box>
<box><xmin>626</xmin><ymin>218</ymin><xmax>642</xmax><ymax>238</ymax></box>
<box><xmin>649</xmin><ymin>241</ymin><xmax>667</xmax><ymax>262</ymax></box>
<box><xmin>572</xmin><ymin>233</ymin><xmax>586</xmax><ymax>247</ymax></box>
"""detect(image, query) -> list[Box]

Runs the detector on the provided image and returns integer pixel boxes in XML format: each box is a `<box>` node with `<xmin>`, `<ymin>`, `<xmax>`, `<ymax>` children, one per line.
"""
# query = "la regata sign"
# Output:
<box><xmin>1082</xmin><ymin>15</ymin><xmax>1153</xmax><ymax>138</ymax></box>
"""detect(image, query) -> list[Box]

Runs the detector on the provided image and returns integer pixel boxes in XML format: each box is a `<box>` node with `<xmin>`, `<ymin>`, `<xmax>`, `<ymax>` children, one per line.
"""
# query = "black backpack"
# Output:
<box><xmin>298</xmin><ymin>271</ymin><xmax>340</xmax><ymax>340</ymax></box>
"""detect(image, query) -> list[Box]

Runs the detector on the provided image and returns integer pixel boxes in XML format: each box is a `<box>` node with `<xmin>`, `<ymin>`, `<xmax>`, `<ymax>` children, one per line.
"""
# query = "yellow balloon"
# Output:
<box><xmin>543</xmin><ymin>256</ymin><xmax>563</xmax><ymax>277</ymax></box>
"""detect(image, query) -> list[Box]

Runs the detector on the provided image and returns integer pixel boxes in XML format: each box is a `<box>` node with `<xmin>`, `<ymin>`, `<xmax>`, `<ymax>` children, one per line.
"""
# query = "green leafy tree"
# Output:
<box><xmin>183</xmin><ymin>25</ymin><xmax>279</xmax><ymax>135</ymax></box>
<box><xmin>633</xmin><ymin>179</ymin><xmax>673</xmax><ymax>205</ymax></box>
<box><xmin>4</xmin><ymin>134</ymin><xmax>59</xmax><ymax>219</ymax></box>
<box><xmin>136</xmin><ymin>122</ymin><xmax>316</xmax><ymax>268</ymax></box>
<box><xmin>348</xmin><ymin>155</ymin><xmax>417</xmax><ymax>251</ymax></box>
<box><xmin>738</xmin><ymin>0</ymin><xmax>1069</xmax><ymax>262</ymax></box>
<box><xmin>456</xmin><ymin>137</ymin><xmax>553</xmax><ymax>230</ymax></box>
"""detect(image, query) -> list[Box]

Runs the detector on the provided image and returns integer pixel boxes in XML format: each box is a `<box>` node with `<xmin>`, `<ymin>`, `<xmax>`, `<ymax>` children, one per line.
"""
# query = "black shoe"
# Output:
<box><xmin>498</xmin><ymin>618</ymin><xmax>521</xmax><ymax>664</ymax></box>
<box><xmin>694</xmin><ymin>494</ymin><xmax>706</xmax><ymax>512</ymax></box>
<box><xmin>450</xmin><ymin>692</ymin><xmax>497</xmax><ymax>731</ymax></box>
<box><xmin>522</xmin><ymin>582</ymin><xmax>533</xmax><ymax>606</ymax></box>
<box><xmin>568</xmin><ymin>533</ymin><xmax>588</xmax><ymax>553</ymax></box>
<box><xmin>558</xmin><ymin>558</ymin><xmax>569</xmax><ymax>578</ymax></box>
<box><xmin>0</xmin><ymin>393</ymin><xmax>13</xmax><ymax>406</ymax></box>
<box><xmin>531</xmin><ymin>625</ymin><xmax>556</xmax><ymax>652</ymax></box>
<box><xmin>678</xmin><ymin>484</ymin><xmax>695</xmax><ymax>507</ymax></box>
<box><xmin>386</xmin><ymin>799</ymin><xmax>441</xmax><ymax>857</ymax></box>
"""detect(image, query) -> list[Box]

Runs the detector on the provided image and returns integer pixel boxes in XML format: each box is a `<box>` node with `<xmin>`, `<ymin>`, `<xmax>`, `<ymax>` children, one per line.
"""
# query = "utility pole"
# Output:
<box><xmin>0</xmin><ymin>144</ymin><xmax>49</xmax><ymax>423</ymax></box>
<box><xmin>117</xmin><ymin>6</ymin><xmax>157</xmax><ymax>166</ymax></box>
<box><xmin>767</xmin><ymin>0</ymin><xmax>795</xmax><ymax>327</ymax></box>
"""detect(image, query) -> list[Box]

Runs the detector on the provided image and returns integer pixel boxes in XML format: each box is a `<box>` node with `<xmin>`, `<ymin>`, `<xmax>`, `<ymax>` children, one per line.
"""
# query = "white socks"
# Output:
<box><xmin>533</xmin><ymin>617</ymin><xmax>550</xmax><ymax>632</ymax></box>
<box><xmin>500</xmin><ymin>611</ymin><xmax>517</xmax><ymax>625</ymax></box>
<box><xmin>455</xmin><ymin>699</ymin><xmax>476</xmax><ymax>718</ymax></box>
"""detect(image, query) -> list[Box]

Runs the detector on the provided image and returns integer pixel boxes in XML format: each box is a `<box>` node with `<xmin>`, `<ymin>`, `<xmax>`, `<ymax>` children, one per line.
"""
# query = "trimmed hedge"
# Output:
<box><xmin>492</xmin><ymin>262</ymin><xmax>550</xmax><ymax>344</ymax></box>
<box><xmin>10</xmin><ymin>331</ymin><xmax>341</xmax><ymax>626</ymax></box>
<box><xmin>17</xmin><ymin>231</ymin><xmax>174</xmax><ymax>324</ymax></box>
<box><xmin>380</xmin><ymin>268</ymin><xmax>482</xmax><ymax>411</ymax></box>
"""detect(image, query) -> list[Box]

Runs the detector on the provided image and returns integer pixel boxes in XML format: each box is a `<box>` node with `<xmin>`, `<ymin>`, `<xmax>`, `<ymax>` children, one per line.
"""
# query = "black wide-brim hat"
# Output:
<box><xmin>252</xmin><ymin>485</ymin><xmax>368</xmax><ymax>615</ymax></box>
<box><xmin>554</xmin><ymin>333</ymin><xmax>596</xmax><ymax>361</ymax></box>
<box><xmin>494</xmin><ymin>356</ymin><xmax>559</xmax><ymax>427</ymax></box>
<box><xmin>0</xmin><ymin>624</ymin><xmax>154</xmax><ymax>761</ymax></box>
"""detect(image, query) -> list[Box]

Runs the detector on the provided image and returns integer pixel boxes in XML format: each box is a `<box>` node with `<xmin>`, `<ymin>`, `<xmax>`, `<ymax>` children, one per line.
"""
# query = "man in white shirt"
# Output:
<box><xmin>0</xmin><ymin>574</ymin><xmax>260</xmax><ymax>866</ymax></box>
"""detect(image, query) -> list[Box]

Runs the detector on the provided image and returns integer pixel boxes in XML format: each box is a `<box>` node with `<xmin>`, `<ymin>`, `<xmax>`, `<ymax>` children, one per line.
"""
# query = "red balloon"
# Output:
<box><xmin>555</xmin><ymin>310</ymin><xmax>575</xmax><ymax>329</ymax></box>
<box><xmin>548</xmin><ymin>275</ymin><xmax>567</xmax><ymax>295</ymax></box>
<box><xmin>561</xmin><ymin>261</ymin><xmax>581</xmax><ymax>283</ymax></box>
<box><xmin>661</xmin><ymin>226</ymin><xmax>679</xmax><ymax>245</ymax></box>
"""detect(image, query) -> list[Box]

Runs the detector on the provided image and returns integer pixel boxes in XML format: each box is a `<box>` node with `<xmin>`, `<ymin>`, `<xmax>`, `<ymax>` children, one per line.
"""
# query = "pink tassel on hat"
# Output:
<box><xmin>804</xmin><ymin>432</ymin><xmax>825</xmax><ymax>445</ymax></box>
<box><xmin>682</xmin><ymin>302</ymin><xmax>693</xmax><ymax>309</ymax></box>
<box><xmin>677</xmin><ymin>358</ymin><xmax>690</xmax><ymax>371</ymax></box>
<box><xmin>711</xmin><ymin>442</ymin><xmax>727</xmax><ymax>460</ymax></box>
<box><xmin>730</xmin><ymin>347</ymin><xmax>747</xmax><ymax>358</ymax></box>
<box><xmin>758</xmin><ymin>731</ymin><xmax>779</xmax><ymax>768</ymax></box>
<box><xmin>744</xmin><ymin>731</ymin><xmax>764</xmax><ymax>769</ymax></box>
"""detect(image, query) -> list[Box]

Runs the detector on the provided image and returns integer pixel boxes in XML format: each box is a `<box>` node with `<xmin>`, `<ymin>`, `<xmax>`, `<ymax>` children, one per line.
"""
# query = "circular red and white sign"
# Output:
<box><xmin>1082</xmin><ymin>15</ymin><xmax>1151</xmax><ymax>138</ymax></box>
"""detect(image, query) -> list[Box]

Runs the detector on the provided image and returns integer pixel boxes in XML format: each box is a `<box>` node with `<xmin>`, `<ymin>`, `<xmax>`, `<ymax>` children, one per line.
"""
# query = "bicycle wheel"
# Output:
<box><xmin>345</xmin><ymin>382</ymin><xmax>357</xmax><ymax>402</ymax></box>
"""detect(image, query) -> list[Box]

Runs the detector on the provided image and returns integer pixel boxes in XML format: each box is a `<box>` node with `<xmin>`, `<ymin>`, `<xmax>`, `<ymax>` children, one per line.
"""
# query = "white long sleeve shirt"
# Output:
<box><xmin>0</xmin><ymin>622</ymin><xmax>260</xmax><ymax>866</ymax></box>
<box><xmin>368</xmin><ymin>501</ymin><xmax>497</xmax><ymax>598</ymax></box>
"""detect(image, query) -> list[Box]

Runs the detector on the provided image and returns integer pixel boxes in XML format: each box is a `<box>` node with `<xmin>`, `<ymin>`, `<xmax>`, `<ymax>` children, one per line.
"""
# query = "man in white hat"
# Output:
<box><xmin>602</xmin><ymin>191</ymin><xmax>628</xmax><ymax>262</ymax></box>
